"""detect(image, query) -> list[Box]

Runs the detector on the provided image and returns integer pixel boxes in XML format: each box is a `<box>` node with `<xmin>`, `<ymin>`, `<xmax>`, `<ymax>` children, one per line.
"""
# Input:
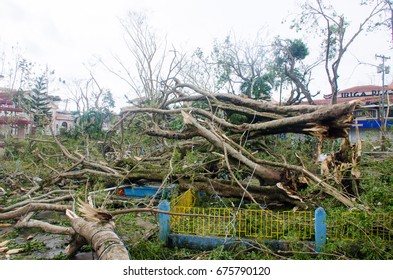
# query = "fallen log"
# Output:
<box><xmin>0</xmin><ymin>203</ymin><xmax>71</xmax><ymax>219</ymax></box>
<box><xmin>15</xmin><ymin>218</ymin><xmax>75</xmax><ymax>235</ymax></box>
<box><xmin>65</xmin><ymin>208</ymin><xmax>130</xmax><ymax>260</ymax></box>
<box><xmin>178</xmin><ymin>179</ymin><xmax>307</xmax><ymax>209</ymax></box>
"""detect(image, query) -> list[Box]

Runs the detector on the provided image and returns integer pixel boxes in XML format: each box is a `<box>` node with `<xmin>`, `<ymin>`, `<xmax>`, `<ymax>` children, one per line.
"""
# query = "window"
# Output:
<box><xmin>353</xmin><ymin>108</ymin><xmax>378</xmax><ymax>119</ymax></box>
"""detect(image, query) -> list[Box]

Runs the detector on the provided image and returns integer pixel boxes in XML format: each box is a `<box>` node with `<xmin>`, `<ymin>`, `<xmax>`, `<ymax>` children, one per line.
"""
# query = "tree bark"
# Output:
<box><xmin>65</xmin><ymin>210</ymin><xmax>130</xmax><ymax>260</ymax></box>
<box><xmin>0</xmin><ymin>203</ymin><xmax>71</xmax><ymax>219</ymax></box>
<box><xmin>178</xmin><ymin>179</ymin><xmax>307</xmax><ymax>209</ymax></box>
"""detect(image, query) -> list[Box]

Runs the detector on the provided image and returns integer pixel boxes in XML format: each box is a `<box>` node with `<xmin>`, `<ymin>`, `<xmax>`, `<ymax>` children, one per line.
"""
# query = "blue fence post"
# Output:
<box><xmin>314</xmin><ymin>207</ymin><xmax>327</xmax><ymax>253</ymax></box>
<box><xmin>158</xmin><ymin>200</ymin><xmax>170</xmax><ymax>244</ymax></box>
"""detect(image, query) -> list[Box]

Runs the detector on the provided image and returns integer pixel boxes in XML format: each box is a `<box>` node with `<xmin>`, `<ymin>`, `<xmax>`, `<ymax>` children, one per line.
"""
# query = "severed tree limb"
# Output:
<box><xmin>65</xmin><ymin>209</ymin><xmax>130</xmax><ymax>260</ymax></box>
<box><xmin>220</xmin><ymin>131</ymin><xmax>358</xmax><ymax>209</ymax></box>
<box><xmin>48</xmin><ymin>168</ymin><xmax>124</xmax><ymax>186</ymax></box>
<box><xmin>0</xmin><ymin>194</ymin><xmax>73</xmax><ymax>213</ymax></box>
<box><xmin>36</xmin><ymin>153</ymin><xmax>61</xmax><ymax>175</ymax></box>
<box><xmin>177</xmin><ymin>179</ymin><xmax>307</xmax><ymax>209</ymax></box>
<box><xmin>236</xmin><ymin>100</ymin><xmax>358</xmax><ymax>138</ymax></box>
<box><xmin>146</xmin><ymin>126</ymin><xmax>200</xmax><ymax>139</ymax></box>
<box><xmin>123</xmin><ymin>100</ymin><xmax>358</xmax><ymax>138</ymax></box>
<box><xmin>65</xmin><ymin>234</ymin><xmax>88</xmax><ymax>258</ymax></box>
<box><xmin>15</xmin><ymin>218</ymin><xmax>75</xmax><ymax>235</ymax></box>
<box><xmin>44</xmin><ymin>127</ymin><xmax>125</xmax><ymax>187</ymax></box>
<box><xmin>181</xmin><ymin>110</ymin><xmax>359</xmax><ymax>209</ymax></box>
<box><xmin>253</xmin><ymin>158</ymin><xmax>357</xmax><ymax>209</ymax></box>
<box><xmin>222</xmin><ymin>146</ymin><xmax>259</xmax><ymax>205</ymax></box>
<box><xmin>166</xmin><ymin>86</ymin><xmax>323</xmax><ymax>115</ymax></box>
<box><xmin>0</xmin><ymin>203</ymin><xmax>71</xmax><ymax>220</ymax></box>
<box><xmin>181</xmin><ymin>111</ymin><xmax>282</xmax><ymax>184</ymax></box>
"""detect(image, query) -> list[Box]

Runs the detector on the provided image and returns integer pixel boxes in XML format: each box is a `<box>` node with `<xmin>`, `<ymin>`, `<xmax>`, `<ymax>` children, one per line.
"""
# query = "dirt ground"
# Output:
<box><xmin>0</xmin><ymin>215</ymin><xmax>157</xmax><ymax>260</ymax></box>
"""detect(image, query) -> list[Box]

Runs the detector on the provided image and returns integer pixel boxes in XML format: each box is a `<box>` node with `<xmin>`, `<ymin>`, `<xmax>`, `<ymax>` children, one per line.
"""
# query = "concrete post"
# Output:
<box><xmin>158</xmin><ymin>200</ymin><xmax>170</xmax><ymax>244</ymax></box>
<box><xmin>314</xmin><ymin>207</ymin><xmax>327</xmax><ymax>253</ymax></box>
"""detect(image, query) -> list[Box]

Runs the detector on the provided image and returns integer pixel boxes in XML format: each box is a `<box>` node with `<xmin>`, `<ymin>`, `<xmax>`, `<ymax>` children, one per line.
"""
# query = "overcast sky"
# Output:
<box><xmin>1</xmin><ymin>0</ymin><xmax>393</xmax><ymax>110</ymax></box>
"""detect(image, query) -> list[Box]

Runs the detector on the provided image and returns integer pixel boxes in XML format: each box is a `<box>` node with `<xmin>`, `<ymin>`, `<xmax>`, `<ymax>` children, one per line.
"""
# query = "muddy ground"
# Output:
<box><xmin>0</xmin><ymin>212</ymin><xmax>157</xmax><ymax>260</ymax></box>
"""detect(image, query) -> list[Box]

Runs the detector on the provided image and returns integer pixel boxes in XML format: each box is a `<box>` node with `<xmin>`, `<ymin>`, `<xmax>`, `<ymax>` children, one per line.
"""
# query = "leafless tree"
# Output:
<box><xmin>292</xmin><ymin>0</ymin><xmax>391</xmax><ymax>104</ymax></box>
<box><xmin>99</xmin><ymin>11</ymin><xmax>187</xmax><ymax>108</ymax></box>
<box><xmin>64</xmin><ymin>73</ymin><xmax>114</xmax><ymax>114</ymax></box>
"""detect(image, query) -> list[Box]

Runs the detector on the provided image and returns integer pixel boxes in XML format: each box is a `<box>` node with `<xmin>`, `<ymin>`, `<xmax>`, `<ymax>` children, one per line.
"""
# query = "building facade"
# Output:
<box><xmin>0</xmin><ymin>88</ymin><xmax>32</xmax><ymax>139</ymax></box>
<box><xmin>0</xmin><ymin>87</ymin><xmax>76</xmax><ymax>138</ymax></box>
<box><xmin>314</xmin><ymin>84</ymin><xmax>393</xmax><ymax>143</ymax></box>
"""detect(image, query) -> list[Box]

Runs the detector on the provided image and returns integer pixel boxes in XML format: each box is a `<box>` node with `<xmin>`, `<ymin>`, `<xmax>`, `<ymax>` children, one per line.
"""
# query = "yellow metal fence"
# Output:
<box><xmin>171</xmin><ymin>206</ymin><xmax>314</xmax><ymax>240</ymax></box>
<box><xmin>170</xmin><ymin>205</ymin><xmax>393</xmax><ymax>242</ymax></box>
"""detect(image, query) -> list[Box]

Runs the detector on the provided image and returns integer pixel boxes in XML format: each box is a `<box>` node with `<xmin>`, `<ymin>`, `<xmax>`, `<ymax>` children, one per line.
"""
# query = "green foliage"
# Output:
<box><xmin>80</xmin><ymin>244</ymin><xmax>93</xmax><ymax>252</ymax></box>
<box><xmin>321</xmin><ymin>138</ymin><xmax>342</xmax><ymax>154</ymax></box>
<box><xmin>101</xmin><ymin>90</ymin><xmax>116</xmax><ymax>111</ymax></box>
<box><xmin>100</xmin><ymin>89</ymin><xmax>116</xmax><ymax>124</ymax></box>
<box><xmin>21</xmin><ymin>240</ymin><xmax>47</xmax><ymax>253</ymax></box>
<box><xmin>288</xmin><ymin>39</ymin><xmax>309</xmax><ymax>60</ymax></box>
<box><xmin>130</xmin><ymin>239</ymin><xmax>200</xmax><ymax>260</ymax></box>
<box><xmin>240</xmin><ymin>75</ymin><xmax>272</xmax><ymax>100</ymax></box>
<box><xmin>170</xmin><ymin>115</ymin><xmax>184</xmax><ymax>131</ymax></box>
<box><xmin>73</xmin><ymin>110</ymin><xmax>104</xmax><ymax>138</ymax></box>
<box><xmin>227</xmin><ymin>113</ymin><xmax>249</xmax><ymax>125</ymax></box>
<box><xmin>1</xmin><ymin>230</ymin><xmax>19</xmax><ymax>240</ymax></box>
<box><xmin>272</xmin><ymin>37</ymin><xmax>313</xmax><ymax>104</ymax></box>
<box><xmin>181</xmin><ymin>149</ymin><xmax>207</xmax><ymax>176</ymax></box>
<box><xmin>274</xmin><ymin>38</ymin><xmax>309</xmax><ymax>65</ymax></box>
<box><xmin>172</xmin><ymin>147</ymin><xmax>220</xmax><ymax>180</ymax></box>
<box><xmin>52</xmin><ymin>252</ymin><xmax>69</xmax><ymax>260</ymax></box>
<box><xmin>358</xmin><ymin>155</ymin><xmax>393</xmax><ymax>210</ymax></box>
<box><xmin>2</xmin><ymin>138</ymin><xmax>29</xmax><ymax>160</ymax></box>
<box><xmin>321</xmin><ymin>238</ymin><xmax>392</xmax><ymax>260</ymax></box>
<box><xmin>114</xmin><ymin>213</ymin><xmax>138</xmax><ymax>237</ymax></box>
<box><xmin>195</xmin><ymin>244</ymin><xmax>279</xmax><ymax>260</ymax></box>
<box><xmin>257</xmin><ymin>134</ymin><xmax>317</xmax><ymax>170</ymax></box>
<box><xmin>28</xmin><ymin>73</ymin><xmax>53</xmax><ymax>128</ymax></box>
<box><xmin>191</xmin><ymin>100</ymin><xmax>209</xmax><ymax>110</ymax></box>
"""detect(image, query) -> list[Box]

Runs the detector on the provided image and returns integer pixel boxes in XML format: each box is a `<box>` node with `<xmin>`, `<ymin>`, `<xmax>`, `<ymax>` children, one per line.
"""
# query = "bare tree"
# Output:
<box><xmin>292</xmin><ymin>0</ymin><xmax>391</xmax><ymax>104</ymax></box>
<box><xmin>179</xmin><ymin>47</ymin><xmax>221</xmax><ymax>92</ymax></box>
<box><xmin>99</xmin><ymin>11</ymin><xmax>186</xmax><ymax>107</ymax></box>
<box><xmin>64</xmin><ymin>73</ymin><xmax>114</xmax><ymax>114</ymax></box>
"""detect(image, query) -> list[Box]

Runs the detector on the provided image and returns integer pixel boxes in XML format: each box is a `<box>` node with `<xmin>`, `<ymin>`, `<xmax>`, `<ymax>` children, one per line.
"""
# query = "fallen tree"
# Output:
<box><xmin>8</xmin><ymin>81</ymin><xmax>358</xmax><ymax>210</ymax></box>
<box><xmin>65</xmin><ymin>205</ymin><xmax>130</xmax><ymax>260</ymax></box>
<box><xmin>16</xmin><ymin>81</ymin><xmax>360</xmax><ymax>209</ymax></box>
<box><xmin>109</xmin><ymin>81</ymin><xmax>361</xmax><ymax>209</ymax></box>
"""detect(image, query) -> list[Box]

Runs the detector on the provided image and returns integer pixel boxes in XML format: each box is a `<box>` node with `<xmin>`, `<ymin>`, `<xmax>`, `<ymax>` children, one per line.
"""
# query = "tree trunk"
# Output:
<box><xmin>65</xmin><ymin>210</ymin><xmax>129</xmax><ymax>260</ymax></box>
<box><xmin>178</xmin><ymin>179</ymin><xmax>307</xmax><ymax>209</ymax></box>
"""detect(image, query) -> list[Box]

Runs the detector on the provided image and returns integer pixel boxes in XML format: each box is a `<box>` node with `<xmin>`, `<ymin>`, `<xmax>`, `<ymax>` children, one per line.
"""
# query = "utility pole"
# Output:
<box><xmin>376</xmin><ymin>54</ymin><xmax>390</xmax><ymax>151</ymax></box>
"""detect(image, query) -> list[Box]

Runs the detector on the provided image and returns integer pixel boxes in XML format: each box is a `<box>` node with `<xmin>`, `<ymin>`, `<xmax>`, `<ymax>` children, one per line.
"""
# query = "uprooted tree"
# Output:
<box><xmin>104</xmin><ymin>80</ymin><xmax>362</xmax><ymax>209</ymax></box>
